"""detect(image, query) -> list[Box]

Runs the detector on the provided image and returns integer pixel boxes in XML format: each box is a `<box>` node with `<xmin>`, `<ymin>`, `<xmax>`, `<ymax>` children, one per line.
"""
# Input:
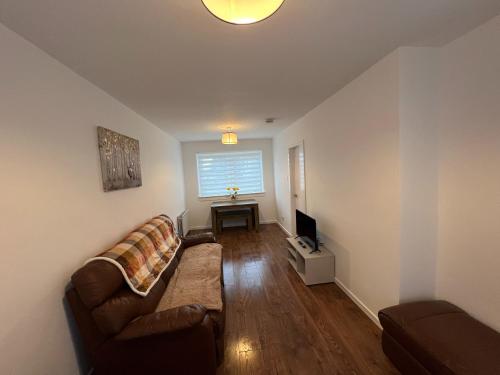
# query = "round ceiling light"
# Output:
<box><xmin>202</xmin><ymin>0</ymin><xmax>285</xmax><ymax>25</ymax></box>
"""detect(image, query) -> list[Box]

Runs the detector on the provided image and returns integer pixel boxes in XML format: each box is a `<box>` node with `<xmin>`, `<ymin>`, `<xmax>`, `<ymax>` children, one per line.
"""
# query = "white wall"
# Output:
<box><xmin>274</xmin><ymin>15</ymin><xmax>500</xmax><ymax>329</ymax></box>
<box><xmin>0</xmin><ymin>23</ymin><xmax>185</xmax><ymax>375</ymax></box>
<box><xmin>436</xmin><ymin>16</ymin><xmax>500</xmax><ymax>331</ymax></box>
<box><xmin>398</xmin><ymin>47</ymin><xmax>439</xmax><ymax>302</ymax></box>
<box><xmin>273</xmin><ymin>51</ymin><xmax>402</xmax><ymax>318</ymax></box>
<box><xmin>1</xmin><ymin>11</ymin><xmax>499</xmax><ymax>375</ymax></box>
<box><xmin>182</xmin><ymin>139</ymin><xmax>277</xmax><ymax>230</ymax></box>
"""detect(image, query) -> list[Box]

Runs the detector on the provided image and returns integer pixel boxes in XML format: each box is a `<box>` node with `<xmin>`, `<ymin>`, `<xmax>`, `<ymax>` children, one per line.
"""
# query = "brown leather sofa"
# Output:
<box><xmin>66</xmin><ymin>233</ymin><xmax>225</xmax><ymax>375</ymax></box>
<box><xmin>379</xmin><ymin>300</ymin><xmax>500</xmax><ymax>375</ymax></box>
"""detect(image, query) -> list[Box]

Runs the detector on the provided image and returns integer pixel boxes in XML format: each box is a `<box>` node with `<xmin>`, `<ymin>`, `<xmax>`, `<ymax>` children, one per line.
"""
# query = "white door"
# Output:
<box><xmin>289</xmin><ymin>143</ymin><xmax>306</xmax><ymax>235</ymax></box>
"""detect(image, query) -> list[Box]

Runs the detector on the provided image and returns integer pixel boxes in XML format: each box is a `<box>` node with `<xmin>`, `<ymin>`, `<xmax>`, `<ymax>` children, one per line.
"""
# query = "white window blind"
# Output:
<box><xmin>196</xmin><ymin>150</ymin><xmax>264</xmax><ymax>198</ymax></box>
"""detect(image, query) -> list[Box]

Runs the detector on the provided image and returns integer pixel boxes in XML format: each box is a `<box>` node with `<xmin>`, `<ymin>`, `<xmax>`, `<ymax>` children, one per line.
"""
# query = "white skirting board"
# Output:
<box><xmin>275</xmin><ymin>222</ymin><xmax>381</xmax><ymax>329</ymax></box>
<box><xmin>189</xmin><ymin>219</ymin><xmax>278</xmax><ymax>232</ymax></box>
<box><xmin>334</xmin><ymin>277</ymin><xmax>382</xmax><ymax>329</ymax></box>
<box><xmin>276</xmin><ymin>221</ymin><xmax>293</xmax><ymax>237</ymax></box>
<box><xmin>188</xmin><ymin>225</ymin><xmax>212</xmax><ymax>231</ymax></box>
<box><xmin>260</xmin><ymin>219</ymin><xmax>278</xmax><ymax>225</ymax></box>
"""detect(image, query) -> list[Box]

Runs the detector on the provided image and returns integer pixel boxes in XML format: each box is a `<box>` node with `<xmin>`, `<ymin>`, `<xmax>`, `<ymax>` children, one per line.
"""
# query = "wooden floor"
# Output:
<box><xmin>202</xmin><ymin>224</ymin><xmax>398</xmax><ymax>375</ymax></box>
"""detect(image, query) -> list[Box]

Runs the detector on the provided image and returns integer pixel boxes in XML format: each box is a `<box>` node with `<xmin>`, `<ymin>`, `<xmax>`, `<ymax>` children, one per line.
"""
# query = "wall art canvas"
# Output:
<box><xmin>97</xmin><ymin>126</ymin><xmax>142</xmax><ymax>192</ymax></box>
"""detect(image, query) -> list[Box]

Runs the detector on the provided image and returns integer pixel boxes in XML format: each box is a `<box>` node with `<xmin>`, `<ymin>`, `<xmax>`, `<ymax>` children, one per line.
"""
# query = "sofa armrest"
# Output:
<box><xmin>182</xmin><ymin>232</ymin><xmax>216</xmax><ymax>248</ymax></box>
<box><xmin>97</xmin><ymin>304</ymin><xmax>217</xmax><ymax>374</ymax></box>
<box><xmin>115</xmin><ymin>304</ymin><xmax>207</xmax><ymax>341</ymax></box>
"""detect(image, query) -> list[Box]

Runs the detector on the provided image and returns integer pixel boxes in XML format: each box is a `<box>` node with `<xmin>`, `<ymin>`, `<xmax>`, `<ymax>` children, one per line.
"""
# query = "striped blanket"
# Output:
<box><xmin>85</xmin><ymin>215</ymin><xmax>181</xmax><ymax>297</ymax></box>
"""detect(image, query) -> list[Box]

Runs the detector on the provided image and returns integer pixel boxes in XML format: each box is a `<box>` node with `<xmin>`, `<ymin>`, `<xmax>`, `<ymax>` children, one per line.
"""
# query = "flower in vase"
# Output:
<box><xmin>227</xmin><ymin>186</ymin><xmax>239</xmax><ymax>200</ymax></box>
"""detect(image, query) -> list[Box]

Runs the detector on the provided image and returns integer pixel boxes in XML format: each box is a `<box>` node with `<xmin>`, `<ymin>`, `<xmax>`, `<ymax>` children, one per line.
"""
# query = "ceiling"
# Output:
<box><xmin>1</xmin><ymin>1</ymin><xmax>499</xmax><ymax>141</ymax></box>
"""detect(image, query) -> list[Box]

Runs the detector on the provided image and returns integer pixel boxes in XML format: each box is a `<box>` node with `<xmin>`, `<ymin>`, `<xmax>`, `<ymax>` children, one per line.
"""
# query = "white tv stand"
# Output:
<box><xmin>286</xmin><ymin>237</ymin><xmax>335</xmax><ymax>285</ymax></box>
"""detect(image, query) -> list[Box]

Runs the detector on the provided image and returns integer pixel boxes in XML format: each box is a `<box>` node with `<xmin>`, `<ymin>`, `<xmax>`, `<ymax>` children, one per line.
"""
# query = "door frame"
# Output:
<box><xmin>288</xmin><ymin>140</ymin><xmax>307</xmax><ymax>235</ymax></box>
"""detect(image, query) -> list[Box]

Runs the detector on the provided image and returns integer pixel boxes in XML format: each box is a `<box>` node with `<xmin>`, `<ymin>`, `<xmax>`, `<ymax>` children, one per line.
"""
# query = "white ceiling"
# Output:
<box><xmin>1</xmin><ymin>0</ymin><xmax>499</xmax><ymax>141</ymax></box>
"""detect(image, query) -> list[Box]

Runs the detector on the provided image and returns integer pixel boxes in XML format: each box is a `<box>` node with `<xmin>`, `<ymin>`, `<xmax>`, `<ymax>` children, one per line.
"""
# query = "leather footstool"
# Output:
<box><xmin>379</xmin><ymin>300</ymin><xmax>500</xmax><ymax>375</ymax></box>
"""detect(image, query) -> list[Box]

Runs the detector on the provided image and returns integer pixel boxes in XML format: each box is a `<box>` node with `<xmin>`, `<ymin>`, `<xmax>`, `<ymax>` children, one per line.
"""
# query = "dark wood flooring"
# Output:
<box><xmin>195</xmin><ymin>224</ymin><xmax>398</xmax><ymax>375</ymax></box>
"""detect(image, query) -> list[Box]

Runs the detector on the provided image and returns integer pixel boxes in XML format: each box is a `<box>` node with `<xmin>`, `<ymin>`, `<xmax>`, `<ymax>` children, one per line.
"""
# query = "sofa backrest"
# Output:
<box><xmin>69</xmin><ymin>215</ymin><xmax>183</xmax><ymax>343</ymax></box>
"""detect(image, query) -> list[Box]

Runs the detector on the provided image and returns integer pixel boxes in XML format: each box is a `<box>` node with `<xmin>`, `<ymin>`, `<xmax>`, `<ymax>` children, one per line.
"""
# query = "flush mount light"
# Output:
<box><xmin>202</xmin><ymin>0</ymin><xmax>285</xmax><ymax>25</ymax></box>
<box><xmin>221</xmin><ymin>128</ymin><xmax>238</xmax><ymax>144</ymax></box>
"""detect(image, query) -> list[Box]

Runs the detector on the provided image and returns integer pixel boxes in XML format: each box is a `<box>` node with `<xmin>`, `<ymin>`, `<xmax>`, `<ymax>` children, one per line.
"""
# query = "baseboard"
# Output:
<box><xmin>275</xmin><ymin>222</ymin><xmax>381</xmax><ymax>329</ymax></box>
<box><xmin>189</xmin><ymin>225</ymin><xmax>212</xmax><ymax>231</ymax></box>
<box><xmin>261</xmin><ymin>219</ymin><xmax>278</xmax><ymax>224</ymax></box>
<box><xmin>276</xmin><ymin>221</ymin><xmax>293</xmax><ymax>237</ymax></box>
<box><xmin>189</xmin><ymin>219</ymin><xmax>278</xmax><ymax>232</ymax></box>
<box><xmin>334</xmin><ymin>277</ymin><xmax>382</xmax><ymax>329</ymax></box>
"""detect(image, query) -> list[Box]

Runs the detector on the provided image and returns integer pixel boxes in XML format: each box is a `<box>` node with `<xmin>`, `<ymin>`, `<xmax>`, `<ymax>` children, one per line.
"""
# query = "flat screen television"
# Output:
<box><xmin>296</xmin><ymin>210</ymin><xmax>319</xmax><ymax>251</ymax></box>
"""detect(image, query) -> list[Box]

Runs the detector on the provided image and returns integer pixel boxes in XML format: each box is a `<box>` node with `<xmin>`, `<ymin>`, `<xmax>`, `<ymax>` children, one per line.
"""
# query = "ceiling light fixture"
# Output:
<box><xmin>202</xmin><ymin>0</ymin><xmax>285</xmax><ymax>25</ymax></box>
<box><xmin>221</xmin><ymin>128</ymin><xmax>238</xmax><ymax>145</ymax></box>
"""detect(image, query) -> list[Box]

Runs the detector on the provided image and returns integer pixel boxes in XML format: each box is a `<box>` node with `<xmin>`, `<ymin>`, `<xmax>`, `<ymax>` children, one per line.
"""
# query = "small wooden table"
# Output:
<box><xmin>211</xmin><ymin>199</ymin><xmax>259</xmax><ymax>234</ymax></box>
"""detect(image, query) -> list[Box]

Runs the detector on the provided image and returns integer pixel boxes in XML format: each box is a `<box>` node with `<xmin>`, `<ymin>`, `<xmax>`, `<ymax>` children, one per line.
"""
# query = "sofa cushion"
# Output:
<box><xmin>116</xmin><ymin>304</ymin><xmax>208</xmax><ymax>340</ymax></box>
<box><xmin>92</xmin><ymin>278</ymin><xmax>166</xmax><ymax>336</ymax></box>
<box><xmin>379</xmin><ymin>301</ymin><xmax>500</xmax><ymax>375</ymax></box>
<box><xmin>156</xmin><ymin>243</ymin><xmax>223</xmax><ymax>313</ymax></box>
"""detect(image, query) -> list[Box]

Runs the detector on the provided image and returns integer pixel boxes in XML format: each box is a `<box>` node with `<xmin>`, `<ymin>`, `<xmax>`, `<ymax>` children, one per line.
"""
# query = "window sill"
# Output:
<box><xmin>198</xmin><ymin>192</ymin><xmax>266</xmax><ymax>202</ymax></box>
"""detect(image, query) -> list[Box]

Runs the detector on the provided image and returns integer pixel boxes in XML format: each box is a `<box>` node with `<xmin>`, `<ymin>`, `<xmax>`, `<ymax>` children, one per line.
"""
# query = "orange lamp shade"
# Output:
<box><xmin>202</xmin><ymin>0</ymin><xmax>285</xmax><ymax>25</ymax></box>
<box><xmin>221</xmin><ymin>131</ymin><xmax>238</xmax><ymax>144</ymax></box>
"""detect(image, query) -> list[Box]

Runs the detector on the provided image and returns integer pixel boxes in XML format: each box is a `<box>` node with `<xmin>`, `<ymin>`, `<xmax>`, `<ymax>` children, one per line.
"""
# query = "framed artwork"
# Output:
<box><xmin>97</xmin><ymin>126</ymin><xmax>142</xmax><ymax>192</ymax></box>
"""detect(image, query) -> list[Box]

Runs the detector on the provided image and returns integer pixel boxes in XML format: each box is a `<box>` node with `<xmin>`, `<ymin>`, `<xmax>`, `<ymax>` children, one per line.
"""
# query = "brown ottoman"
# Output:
<box><xmin>379</xmin><ymin>301</ymin><xmax>500</xmax><ymax>375</ymax></box>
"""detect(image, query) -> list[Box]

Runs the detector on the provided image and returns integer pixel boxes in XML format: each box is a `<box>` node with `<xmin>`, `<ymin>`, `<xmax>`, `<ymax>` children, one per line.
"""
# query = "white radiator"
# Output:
<box><xmin>176</xmin><ymin>210</ymin><xmax>189</xmax><ymax>237</ymax></box>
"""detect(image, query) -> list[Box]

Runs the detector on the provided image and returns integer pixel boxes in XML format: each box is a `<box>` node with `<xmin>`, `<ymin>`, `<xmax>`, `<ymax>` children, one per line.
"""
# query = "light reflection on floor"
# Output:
<box><xmin>214</xmin><ymin>225</ymin><xmax>397</xmax><ymax>375</ymax></box>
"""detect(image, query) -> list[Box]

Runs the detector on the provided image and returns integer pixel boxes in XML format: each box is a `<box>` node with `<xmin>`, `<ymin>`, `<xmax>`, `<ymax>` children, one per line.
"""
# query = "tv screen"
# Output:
<box><xmin>296</xmin><ymin>210</ymin><xmax>318</xmax><ymax>250</ymax></box>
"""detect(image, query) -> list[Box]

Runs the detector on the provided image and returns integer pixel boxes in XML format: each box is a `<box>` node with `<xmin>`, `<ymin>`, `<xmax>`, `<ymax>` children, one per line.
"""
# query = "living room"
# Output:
<box><xmin>1</xmin><ymin>1</ymin><xmax>499</xmax><ymax>374</ymax></box>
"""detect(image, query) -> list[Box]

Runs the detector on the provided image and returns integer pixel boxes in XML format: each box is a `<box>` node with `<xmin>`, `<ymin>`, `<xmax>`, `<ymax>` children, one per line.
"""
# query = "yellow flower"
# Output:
<box><xmin>226</xmin><ymin>187</ymin><xmax>231</xmax><ymax>191</ymax></box>
<box><xmin>234</xmin><ymin>187</ymin><xmax>240</xmax><ymax>191</ymax></box>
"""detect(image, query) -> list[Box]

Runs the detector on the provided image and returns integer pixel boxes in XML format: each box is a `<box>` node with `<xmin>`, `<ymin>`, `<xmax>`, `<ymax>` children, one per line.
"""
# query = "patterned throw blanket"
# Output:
<box><xmin>85</xmin><ymin>215</ymin><xmax>181</xmax><ymax>297</ymax></box>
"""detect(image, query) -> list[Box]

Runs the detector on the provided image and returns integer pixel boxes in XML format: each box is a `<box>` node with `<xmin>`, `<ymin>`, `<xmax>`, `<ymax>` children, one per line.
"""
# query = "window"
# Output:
<box><xmin>196</xmin><ymin>150</ymin><xmax>264</xmax><ymax>198</ymax></box>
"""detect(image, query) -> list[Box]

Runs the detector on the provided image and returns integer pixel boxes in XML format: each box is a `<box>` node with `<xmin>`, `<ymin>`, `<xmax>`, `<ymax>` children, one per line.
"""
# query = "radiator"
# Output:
<box><xmin>176</xmin><ymin>210</ymin><xmax>189</xmax><ymax>237</ymax></box>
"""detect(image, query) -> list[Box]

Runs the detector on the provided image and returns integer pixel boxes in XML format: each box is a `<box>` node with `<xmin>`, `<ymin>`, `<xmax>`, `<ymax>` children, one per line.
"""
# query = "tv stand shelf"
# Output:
<box><xmin>286</xmin><ymin>237</ymin><xmax>335</xmax><ymax>285</ymax></box>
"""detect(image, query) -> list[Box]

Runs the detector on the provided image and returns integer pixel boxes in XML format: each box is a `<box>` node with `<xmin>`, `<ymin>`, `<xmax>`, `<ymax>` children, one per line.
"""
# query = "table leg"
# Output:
<box><xmin>254</xmin><ymin>205</ymin><xmax>259</xmax><ymax>232</ymax></box>
<box><xmin>211</xmin><ymin>208</ymin><xmax>217</xmax><ymax>235</ymax></box>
